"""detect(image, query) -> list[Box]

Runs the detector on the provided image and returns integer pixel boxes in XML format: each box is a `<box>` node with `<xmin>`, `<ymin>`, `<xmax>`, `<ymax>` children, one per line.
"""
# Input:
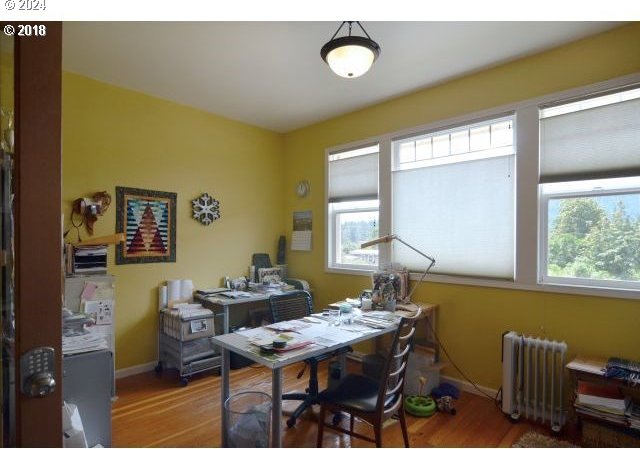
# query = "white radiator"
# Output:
<box><xmin>501</xmin><ymin>331</ymin><xmax>567</xmax><ymax>432</ymax></box>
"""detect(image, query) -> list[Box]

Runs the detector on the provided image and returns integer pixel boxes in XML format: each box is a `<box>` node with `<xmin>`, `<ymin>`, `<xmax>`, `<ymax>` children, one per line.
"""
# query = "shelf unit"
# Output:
<box><xmin>567</xmin><ymin>356</ymin><xmax>640</xmax><ymax>446</ymax></box>
<box><xmin>64</xmin><ymin>274</ymin><xmax>116</xmax><ymax>396</ymax></box>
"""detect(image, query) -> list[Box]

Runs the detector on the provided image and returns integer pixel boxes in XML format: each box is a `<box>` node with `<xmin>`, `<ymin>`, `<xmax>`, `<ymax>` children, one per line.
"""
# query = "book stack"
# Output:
<box><xmin>71</xmin><ymin>245</ymin><xmax>107</xmax><ymax>275</ymax></box>
<box><xmin>575</xmin><ymin>381</ymin><xmax>632</xmax><ymax>426</ymax></box>
<box><xmin>627</xmin><ymin>402</ymin><xmax>640</xmax><ymax>431</ymax></box>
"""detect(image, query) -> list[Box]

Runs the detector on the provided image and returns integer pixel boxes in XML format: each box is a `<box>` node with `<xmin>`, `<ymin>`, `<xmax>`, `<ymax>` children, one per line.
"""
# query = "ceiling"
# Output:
<box><xmin>62</xmin><ymin>22</ymin><xmax>622</xmax><ymax>133</ymax></box>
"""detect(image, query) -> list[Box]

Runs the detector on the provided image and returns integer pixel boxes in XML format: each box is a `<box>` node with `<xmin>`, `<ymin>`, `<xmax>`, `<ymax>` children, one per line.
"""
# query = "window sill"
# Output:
<box><xmin>325</xmin><ymin>266</ymin><xmax>640</xmax><ymax>301</ymax></box>
<box><xmin>325</xmin><ymin>266</ymin><xmax>376</xmax><ymax>277</ymax></box>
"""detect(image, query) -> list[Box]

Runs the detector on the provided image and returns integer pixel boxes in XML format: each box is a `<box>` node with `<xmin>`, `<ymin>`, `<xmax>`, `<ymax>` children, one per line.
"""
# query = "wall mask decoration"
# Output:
<box><xmin>191</xmin><ymin>192</ymin><xmax>221</xmax><ymax>226</ymax></box>
<box><xmin>115</xmin><ymin>186</ymin><xmax>177</xmax><ymax>264</ymax></box>
<box><xmin>66</xmin><ymin>191</ymin><xmax>112</xmax><ymax>240</ymax></box>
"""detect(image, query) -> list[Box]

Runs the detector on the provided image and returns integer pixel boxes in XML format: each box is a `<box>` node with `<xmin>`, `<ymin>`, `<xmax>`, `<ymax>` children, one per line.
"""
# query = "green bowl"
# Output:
<box><xmin>404</xmin><ymin>395</ymin><xmax>437</xmax><ymax>417</ymax></box>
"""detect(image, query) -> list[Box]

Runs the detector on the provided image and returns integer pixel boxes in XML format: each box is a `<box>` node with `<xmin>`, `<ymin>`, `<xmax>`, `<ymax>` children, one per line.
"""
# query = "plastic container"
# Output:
<box><xmin>362</xmin><ymin>352</ymin><xmax>386</xmax><ymax>379</ymax></box>
<box><xmin>225</xmin><ymin>391</ymin><xmax>271</xmax><ymax>448</ymax></box>
<box><xmin>328</xmin><ymin>360</ymin><xmax>344</xmax><ymax>390</ymax></box>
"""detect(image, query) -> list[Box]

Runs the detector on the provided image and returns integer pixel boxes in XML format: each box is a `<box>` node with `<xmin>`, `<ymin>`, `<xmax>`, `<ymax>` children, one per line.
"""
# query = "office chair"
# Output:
<box><xmin>316</xmin><ymin>308</ymin><xmax>421</xmax><ymax>448</ymax></box>
<box><xmin>268</xmin><ymin>290</ymin><xmax>351</xmax><ymax>428</ymax></box>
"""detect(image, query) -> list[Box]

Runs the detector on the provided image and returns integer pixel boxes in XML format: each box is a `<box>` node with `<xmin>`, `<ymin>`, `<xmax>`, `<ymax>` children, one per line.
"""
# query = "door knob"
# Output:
<box><xmin>24</xmin><ymin>372</ymin><xmax>56</xmax><ymax>398</ymax></box>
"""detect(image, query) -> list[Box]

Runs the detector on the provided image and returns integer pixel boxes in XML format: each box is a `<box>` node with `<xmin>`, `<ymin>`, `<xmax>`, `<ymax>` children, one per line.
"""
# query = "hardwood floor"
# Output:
<box><xmin>112</xmin><ymin>361</ymin><xmax>562</xmax><ymax>447</ymax></box>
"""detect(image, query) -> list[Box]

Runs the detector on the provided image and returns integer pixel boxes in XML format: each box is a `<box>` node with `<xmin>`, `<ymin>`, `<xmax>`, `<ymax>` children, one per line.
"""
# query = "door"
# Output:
<box><xmin>0</xmin><ymin>22</ymin><xmax>63</xmax><ymax>446</ymax></box>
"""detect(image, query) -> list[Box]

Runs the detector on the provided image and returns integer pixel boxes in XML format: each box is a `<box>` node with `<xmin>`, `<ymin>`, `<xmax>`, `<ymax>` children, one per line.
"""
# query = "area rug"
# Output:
<box><xmin>512</xmin><ymin>431</ymin><xmax>578</xmax><ymax>448</ymax></box>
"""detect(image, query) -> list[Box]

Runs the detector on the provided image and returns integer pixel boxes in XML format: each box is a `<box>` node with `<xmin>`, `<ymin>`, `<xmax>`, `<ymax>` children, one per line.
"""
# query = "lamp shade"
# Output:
<box><xmin>321</xmin><ymin>35</ymin><xmax>380</xmax><ymax>78</ymax></box>
<box><xmin>321</xmin><ymin>22</ymin><xmax>381</xmax><ymax>79</ymax></box>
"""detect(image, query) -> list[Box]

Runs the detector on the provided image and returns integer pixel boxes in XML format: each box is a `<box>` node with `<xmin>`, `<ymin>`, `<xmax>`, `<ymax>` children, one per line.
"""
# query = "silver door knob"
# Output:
<box><xmin>24</xmin><ymin>372</ymin><xmax>56</xmax><ymax>398</ymax></box>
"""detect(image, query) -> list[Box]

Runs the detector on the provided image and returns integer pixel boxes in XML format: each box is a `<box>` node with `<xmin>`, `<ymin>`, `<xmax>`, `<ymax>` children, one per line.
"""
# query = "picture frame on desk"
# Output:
<box><xmin>115</xmin><ymin>186</ymin><xmax>177</xmax><ymax>264</ymax></box>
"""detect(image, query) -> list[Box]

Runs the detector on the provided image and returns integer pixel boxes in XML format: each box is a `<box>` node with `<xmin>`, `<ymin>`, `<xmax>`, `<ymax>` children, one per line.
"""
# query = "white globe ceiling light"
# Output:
<box><xmin>320</xmin><ymin>21</ymin><xmax>381</xmax><ymax>79</ymax></box>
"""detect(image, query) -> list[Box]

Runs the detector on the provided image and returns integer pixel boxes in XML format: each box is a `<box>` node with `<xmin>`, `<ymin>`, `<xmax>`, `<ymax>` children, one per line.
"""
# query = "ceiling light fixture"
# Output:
<box><xmin>320</xmin><ymin>21</ymin><xmax>381</xmax><ymax>79</ymax></box>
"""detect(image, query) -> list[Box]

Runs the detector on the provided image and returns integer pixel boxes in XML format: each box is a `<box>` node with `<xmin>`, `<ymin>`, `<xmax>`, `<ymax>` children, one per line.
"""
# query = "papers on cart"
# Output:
<box><xmin>62</xmin><ymin>333</ymin><xmax>109</xmax><ymax>355</ymax></box>
<box><xmin>170</xmin><ymin>303</ymin><xmax>214</xmax><ymax>318</ymax></box>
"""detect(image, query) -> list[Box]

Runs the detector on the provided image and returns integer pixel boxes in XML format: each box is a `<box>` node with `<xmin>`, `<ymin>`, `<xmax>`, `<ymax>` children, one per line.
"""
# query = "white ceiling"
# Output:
<box><xmin>62</xmin><ymin>22</ymin><xmax>622</xmax><ymax>133</ymax></box>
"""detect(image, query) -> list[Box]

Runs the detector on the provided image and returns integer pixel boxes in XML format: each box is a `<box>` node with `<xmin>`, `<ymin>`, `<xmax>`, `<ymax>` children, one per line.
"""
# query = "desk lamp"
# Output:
<box><xmin>360</xmin><ymin>234</ymin><xmax>436</xmax><ymax>303</ymax></box>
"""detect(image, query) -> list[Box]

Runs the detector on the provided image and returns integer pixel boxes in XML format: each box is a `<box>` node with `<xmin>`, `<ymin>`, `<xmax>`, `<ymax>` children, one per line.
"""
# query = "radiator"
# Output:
<box><xmin>501</xmin><ymin>331</ymin><xmax>568</xmax><ymax>432</ymax></box>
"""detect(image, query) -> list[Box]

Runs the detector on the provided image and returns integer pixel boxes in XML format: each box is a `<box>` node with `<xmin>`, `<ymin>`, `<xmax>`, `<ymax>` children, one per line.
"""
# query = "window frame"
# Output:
<box><xmin>325</xmin><ymin>139</ymin><xmax>382</xmax><ymax>274</ymax></box>
<box><xmin>539</xmin><ymin>182</ymin><xmax>640</xmax><ymax>291</ymax></box>
<box><xmin>390</xmin><ymin>115</ymin><xmax>517</xmax><ymax>279</ymax></box>
<box><xmin>324</xmin><ymin>72</ymin><xmax>640</xmax><ymax>300</ymax></box>
<box><xmin>330</xmin><ymin>204</ymin><xmax>380</xmax><ymax>270</ymax></box>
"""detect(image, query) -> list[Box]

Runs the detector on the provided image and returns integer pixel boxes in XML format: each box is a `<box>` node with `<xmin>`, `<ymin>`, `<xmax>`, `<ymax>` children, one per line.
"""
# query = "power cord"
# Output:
<box><xmin>424</xmin><ymin>316</ymin><xmax>503</xmax><ymax>411</ymax></box>
<box><xmin>63</xmin><ymin>210</ymin><xmax>83</xmax><ymax>242</ymax></box>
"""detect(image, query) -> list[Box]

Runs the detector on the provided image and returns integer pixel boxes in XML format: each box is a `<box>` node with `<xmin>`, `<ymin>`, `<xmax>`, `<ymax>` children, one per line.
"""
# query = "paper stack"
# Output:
<box><xmin>71</xmin><ymin>245</ymin><xmax>107</xmax><ymax>275</ymax></box>
<box><xmin>575</xmin><ymin>381</ymin><xmax>631</xmax><ymax>426</ymax></box>
<box><xmin>62</xmin><ymin>334</ymin><xmax>109</xmax><ymax>355</ymax></box>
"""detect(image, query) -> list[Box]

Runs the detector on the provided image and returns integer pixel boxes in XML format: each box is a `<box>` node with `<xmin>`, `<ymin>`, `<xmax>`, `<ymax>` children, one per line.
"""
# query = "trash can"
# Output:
<box><xmin>225</xmin><ymin>391</ymin><xmax>271</xmax><ymax>448</ymax></box>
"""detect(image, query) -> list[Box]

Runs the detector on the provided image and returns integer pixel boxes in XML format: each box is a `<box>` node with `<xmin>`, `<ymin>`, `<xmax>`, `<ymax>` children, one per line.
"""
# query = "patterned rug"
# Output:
<box><xmin>512</xmin><ymin>431</ymin><xmax>578</xmax><ymax>448</ymax></box>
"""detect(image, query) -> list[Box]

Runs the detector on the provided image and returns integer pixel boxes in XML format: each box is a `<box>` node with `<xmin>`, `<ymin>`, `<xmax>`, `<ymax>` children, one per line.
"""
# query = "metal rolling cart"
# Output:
<box><xmin>155</xmin><ymin>308</ymin><xmax>223</xmax><ymax>386</ymax></box>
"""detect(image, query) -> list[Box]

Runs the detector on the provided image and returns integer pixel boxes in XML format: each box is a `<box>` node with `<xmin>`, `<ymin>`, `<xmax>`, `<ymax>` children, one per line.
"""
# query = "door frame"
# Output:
<box><xmin>13</xmin><ymin>21</ymin><xmax>63</xmax><ymax>447</ymax></box>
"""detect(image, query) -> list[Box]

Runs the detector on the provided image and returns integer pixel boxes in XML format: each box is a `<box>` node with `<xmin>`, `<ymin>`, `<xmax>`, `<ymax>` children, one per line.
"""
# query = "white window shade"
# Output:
<box><xmin>392</xmin><ymin>155</ymin><xmax>515</xmax><ymax>279</ymax></box>
<box><xmin>540</xmin><ymin>97</ymin><xmax>640</xmax><ymax>183</ymax></box>
<box><xmin>328</xmin><ymin>152</ymin><xmax>378</xmax><ymax>202</ymax></box>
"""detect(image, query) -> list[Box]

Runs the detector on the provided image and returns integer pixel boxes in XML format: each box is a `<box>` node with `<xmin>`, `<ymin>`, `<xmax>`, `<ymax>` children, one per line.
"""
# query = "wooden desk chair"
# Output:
<box><xmin>268</xmin><ymin>290</ymin><xmax>350</xmax><ymax>428</ymax></box>
<box><xmin>316</xmin><ymin>309</ymin><xmax>421</xmax><ymax>448</ymax></box>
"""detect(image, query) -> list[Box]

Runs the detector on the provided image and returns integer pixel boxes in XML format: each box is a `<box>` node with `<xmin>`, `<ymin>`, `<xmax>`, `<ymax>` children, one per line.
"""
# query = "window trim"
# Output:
<box><xmin>325</xmin><ymin>138</ymin><xmax>382</xmax><ymax>273</ymax></box>
<box><xmin>539</xmin><ymin>184</ymin><xmax>640</xmax><ymax>290</ymax></box>
<box><xmin>331</xmin><ymin>205</ymin><xmax>379</xmax><ymax>270</ymax></box>
<box><xmin>324</xmin><ymin>72</ymin><xmax>640</xmax><ymax>300</ymax></box>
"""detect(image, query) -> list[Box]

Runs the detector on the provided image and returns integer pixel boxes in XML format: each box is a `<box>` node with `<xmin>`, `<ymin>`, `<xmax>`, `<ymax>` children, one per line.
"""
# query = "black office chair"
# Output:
<box><xmin>268</xmin><ymin>290</ymin><xmax>351</xmax><ymax>428</ymax></box>
<box><xmin>316</xmin><ymin>309</ymin><xmax>421</xmax><ymax>448</ymax></box>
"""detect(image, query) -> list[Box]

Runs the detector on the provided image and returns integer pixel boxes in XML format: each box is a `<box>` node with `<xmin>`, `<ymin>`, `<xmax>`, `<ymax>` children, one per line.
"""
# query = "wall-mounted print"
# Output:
<box><xmin>115</xmin><ymin>186</ymin><xmax>177</xmax><ymax>264</ymax></box>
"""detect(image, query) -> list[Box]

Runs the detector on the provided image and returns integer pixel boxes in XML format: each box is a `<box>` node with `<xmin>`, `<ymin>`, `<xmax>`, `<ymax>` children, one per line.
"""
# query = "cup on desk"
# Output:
<box><xmin>360</xmin><ymin>297</ymin><xmax>372</xmax><ymax>311</ymax></box>
<box><xmin>339</xmin><ymin>303</ymin><xmax>353</xmax><ymax>324</ymax></box>
<box><xmin>328</xmin><ymin>309</ymin><xmax>341</xmax><ymax>326</ymax></box>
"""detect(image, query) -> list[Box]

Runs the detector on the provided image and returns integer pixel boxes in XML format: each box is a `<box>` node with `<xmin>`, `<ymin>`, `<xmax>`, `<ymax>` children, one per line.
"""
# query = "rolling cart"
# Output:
<box><xmin>155</xmin><ymin>308</ymin><xmax>222</xmax><ymax>386</ymax></box>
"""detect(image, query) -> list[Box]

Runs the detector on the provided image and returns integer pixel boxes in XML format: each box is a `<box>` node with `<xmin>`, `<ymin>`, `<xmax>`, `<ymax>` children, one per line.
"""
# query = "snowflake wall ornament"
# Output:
<box><xmin>192</xmin><ymin>193</ymin><xmax>221</xmax><ymax>226</ymax></box>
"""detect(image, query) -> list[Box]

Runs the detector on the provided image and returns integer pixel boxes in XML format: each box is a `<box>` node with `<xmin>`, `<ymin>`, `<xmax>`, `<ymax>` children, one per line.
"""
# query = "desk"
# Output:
<box><xmin>212</xmin><ymin>317</ymin><xmax>397</xmax><ymax>447</ymax></box>
<box><xmin>197</xmin><ymin>292</ymin><xmax>272</xmax><ymax>334</ymax></box>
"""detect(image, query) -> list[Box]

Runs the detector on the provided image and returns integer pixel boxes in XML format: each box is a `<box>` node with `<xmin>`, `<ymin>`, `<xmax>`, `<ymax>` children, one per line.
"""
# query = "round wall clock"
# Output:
<box><xmin>296</xmin><ymin>180</ymin><xmax>310</xmax><ymax>198</ymax></box>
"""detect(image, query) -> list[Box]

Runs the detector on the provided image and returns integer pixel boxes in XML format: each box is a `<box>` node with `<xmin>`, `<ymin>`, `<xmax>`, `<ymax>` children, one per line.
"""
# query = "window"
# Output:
<box><xmin>392</xmin><ymin>117</ymin><xmax>515</xmax><ymax>278</ymax></box>
<box><xmin>539</xmin><ymin>87</ymin><xmax>640</xmax><ymax>289</ymax></box>
<box><xmin>325</xmin><ymin>76</ymin><xmax>640</xmax><ymax>297</ymax></box>
<box><xmin>327</xmin><ymin>145</ymin><xmax>379</xmax><ymax>270</ymax></box>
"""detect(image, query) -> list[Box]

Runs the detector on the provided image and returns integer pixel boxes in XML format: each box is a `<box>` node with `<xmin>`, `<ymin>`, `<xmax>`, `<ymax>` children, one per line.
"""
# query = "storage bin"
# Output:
<box><xmin>404</xmin><ymin>346</ymin><xmax>439</xmax><ymax>396</ymax></box>
<box><xmin>161</xmin><ymin>310</ymin><xmax>215</xmax><ymax>341</ymax></box>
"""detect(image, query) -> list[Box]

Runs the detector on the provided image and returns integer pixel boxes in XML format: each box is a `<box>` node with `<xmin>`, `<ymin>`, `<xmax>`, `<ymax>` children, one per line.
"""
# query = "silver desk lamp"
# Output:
<box><xmin>361</xmin><ymin>234</ymin><xmax>436</xmax><ymax>302</ymax></box>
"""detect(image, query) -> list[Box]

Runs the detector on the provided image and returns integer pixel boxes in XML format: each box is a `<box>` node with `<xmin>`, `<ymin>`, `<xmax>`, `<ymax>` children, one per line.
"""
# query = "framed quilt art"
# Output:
<box><xmin>115</xmin><ymin>186</ymin><xmax>177</xmax><ymax>264</ymax></box>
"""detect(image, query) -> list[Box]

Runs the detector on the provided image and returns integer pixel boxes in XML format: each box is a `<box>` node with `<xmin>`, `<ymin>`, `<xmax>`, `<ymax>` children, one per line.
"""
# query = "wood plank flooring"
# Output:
<box><xmin>112</xmin><ymin>361</ymin><xmax>568</xmax><ymax>447</ymax></box>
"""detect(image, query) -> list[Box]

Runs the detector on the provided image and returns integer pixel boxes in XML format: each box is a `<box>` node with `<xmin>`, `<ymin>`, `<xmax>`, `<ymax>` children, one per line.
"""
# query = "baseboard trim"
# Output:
<box><xmin>115</xmin><ymin>361</ymin><xmax>157</xmax><ymax>379</ymax></box>
<box><xmin>125</xmin><ymin>350</ymin><xmax>499</xmax><ymax>400</ymax></box>
<box><xmin>441</xmin><ymin>374</ymin><xmax>499</xmax><ymax>399</ymax></box>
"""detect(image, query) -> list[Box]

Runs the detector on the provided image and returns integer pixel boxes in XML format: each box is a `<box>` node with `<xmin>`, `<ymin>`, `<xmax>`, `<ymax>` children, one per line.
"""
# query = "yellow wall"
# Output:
<box><xmin>63</xmin><ymin>23</ymin><xmax>640</xmax><ymax>383</ymax></box>
<box><xmin>283</xmin><ymin>23</ymin><xmax>640</xmax><ymax>388</ymax></box>
<box><xmin>62</xmin><ymin>73</ymin><xmax>285</xmax><ymax>369</ymax></box>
